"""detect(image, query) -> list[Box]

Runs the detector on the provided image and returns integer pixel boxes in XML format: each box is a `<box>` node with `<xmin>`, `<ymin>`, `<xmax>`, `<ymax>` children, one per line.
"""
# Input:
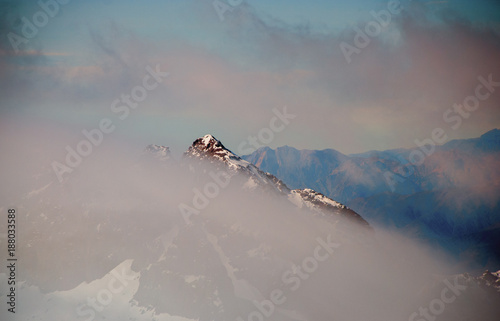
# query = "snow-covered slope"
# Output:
<box><xmin>184</xmin><ymin>134</ymin><xmax>369</xmax><ymax>226</ymax></box>
<box><xmin>288</xmin><ymin>188</ymin><xmax>367</xmax><ymax>225</ymax></box>
<box><xmin>145</xmin><ymin>144</ymin><xmax>171</xmax><ymax>161</ymax></box>
<box><xmin>2</xmin><ymin>132</ymin><xmax>500</xmax><ymax>321</ymax></box>
<box><xmin>242</xmin><ymin>129</ymin><xmax>500</xmax><ymax>267</ymax></box>
<box><xmin>476</xmin><ymin>270</ymin><xmax>500</xmax><ymax>292</ymax></box>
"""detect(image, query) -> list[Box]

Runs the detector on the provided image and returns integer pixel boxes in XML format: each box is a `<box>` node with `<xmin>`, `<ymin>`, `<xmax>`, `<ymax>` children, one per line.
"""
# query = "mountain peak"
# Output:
<box><xmin>185</xmin><ymin>134</ymin><xmax>243</xmax><ymax>166</ymax></box>
<box><xmin>480</xmin><ymin>128</ymin><xmax>500</xmax><ymax>141</ymax></box>
<box><xmin>200</xmin><ymin>134</ymin><xmax>218</xmax><ymax>146</ymax></box>
<box><xmin>144</xmin><ymin>144</ymin><xmax>170</xmax><ymax>161</ymax></box>
<box><xmin>182</xmin><ymin>135</ymin><xmax>368</xmax><ymax>225</ymax></box>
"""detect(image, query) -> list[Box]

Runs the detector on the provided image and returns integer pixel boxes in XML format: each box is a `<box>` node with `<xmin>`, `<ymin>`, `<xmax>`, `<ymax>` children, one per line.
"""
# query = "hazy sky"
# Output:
<box><xmin>1</xmin><ymin>3</ymin><xmax>500</xmax><ymax>319</ymax></box>
<box><xmin>1</xmin><ymin>0</ymin><xmax>500</xmax><ymax>154</ymax></box>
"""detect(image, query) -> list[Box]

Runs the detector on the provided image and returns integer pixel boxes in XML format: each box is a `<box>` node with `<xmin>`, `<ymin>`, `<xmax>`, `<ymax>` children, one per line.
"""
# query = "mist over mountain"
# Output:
<box><xmin>1</xmin><ymin>0</ymin><xmax>500</xmax><ymax>319</ymax></box>
<box><xmin>2</xmin><ymin>125</ymin><xmax>500</xmax><ymax>320</ymax></box>
<box><xmin>242</xmin><ymin>129</ymin><xmax>500</xmax><ymax>269</ymax></box>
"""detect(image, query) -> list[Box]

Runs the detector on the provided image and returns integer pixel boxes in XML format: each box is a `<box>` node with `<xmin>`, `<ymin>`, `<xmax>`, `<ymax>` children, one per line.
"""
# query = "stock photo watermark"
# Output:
<box><xmin>384</xmin><ymin>73</ymin><xmax>500</xmax><ymax>192</ymax></box>
<box><xmin>51</xmin><ymin>64</ymin><xmax>169</xmax><ymax>183</ymax></box>
<box><xmin>236</xmin><ymin>234</ymin><xmax>340</xmax><ymax>321</ymax></box>
<box><xmin>237</xmin><ymin>106</ymin><xmax>296</xmax><ymax>155</ymax></box>
<box><xmin>340</xmin><ymin>0</ymin><xmax>402</xmax><ymax>64</ymax></box>
<box><xmin>76</xmin><ymin>263</ymin><xmax>138</xmax><ymax>321</ymax></box>
<box><xmin>178</xmin><ymin>106</ymin><xmax>295</xmax><ymax>225</ymax></box>
<box><xmin>7</xmin><ymin>0</ymin><xmax>71</xmax><ymax>53</ymax></box>
<box><xmin>178</xmin><ymin>170</ymin><xmax>231</xmax><ymax>225</ymax></box>
<box><xmin>408</xmin><ymin>276</ymin><xmax>467</xmax><ymax>321</ymax></box>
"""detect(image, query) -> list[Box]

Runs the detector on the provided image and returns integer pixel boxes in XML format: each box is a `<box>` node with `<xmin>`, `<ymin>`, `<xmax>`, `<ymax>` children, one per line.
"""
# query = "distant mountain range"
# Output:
<box><xmin>242</xmin><ymin>129</ymin><xmax>500</xmax><ymax>269</ymax></box>
<box><xmin>4</xmin><ymin>132</ymin><xmax>500</xmax><ymax>320</ymax></box>
<box><xmin>153</xmin><ymin>134</ymin><xmax>369</xmax><ymax>227</ymax></box>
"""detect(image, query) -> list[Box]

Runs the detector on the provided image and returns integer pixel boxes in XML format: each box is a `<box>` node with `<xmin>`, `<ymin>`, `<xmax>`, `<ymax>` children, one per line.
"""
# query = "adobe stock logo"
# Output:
<box><xmin>384</xmin><ymin>74</ymin><xmax>500</xmax><ymax>192</ymax></box>
<box><xmin>237</xmin><ymin>106</ymin><xmax>296</xmax><ymax>155</ymax></box>
<box><xmin>408</xmin><ymin>277</ymin><xmax>467</xmax><ymax>321</ymax></box>
<box><xmin>76</xmin><ymin>263</ymin><xmax>137</xmax><ymax>321</ymax></box>
<box><xmin>52</xmin><ymin>65</ymin><xmax>169</xmax><ymax>182</ymax></box>
<box><xmin>178</xmin><ymin>170</ymin><xmax>232</xmax><ymax>225</ymax></box>
<box><xmin>236</xmin><ymin>234</ymin><xmax>340</xmax><ymax>321</ymax></box>
<box><xmin>178</xmin><ymin>106</ymin><xmax>295</xmax><ymax>225</ymax></box>
<box><xmin>340</xmin><ymin>0</ymin><xmax>402</xmax><ymax>64</ymax></box>
<box><xmin>8</xmin><ymin>0</ymin><xmax>71</xmax><ymax>53</ymax></box>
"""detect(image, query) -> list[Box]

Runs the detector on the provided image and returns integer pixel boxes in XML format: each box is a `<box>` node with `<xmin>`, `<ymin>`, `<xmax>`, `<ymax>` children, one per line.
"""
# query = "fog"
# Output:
<box><xmin>1</xmin><ymin>119</ymin><xmax>499</xmax><ymax>320</ymax></box>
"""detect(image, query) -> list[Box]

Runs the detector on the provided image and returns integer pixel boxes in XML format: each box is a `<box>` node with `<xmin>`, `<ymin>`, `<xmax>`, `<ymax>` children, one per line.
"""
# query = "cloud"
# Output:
<box><xmin>200</xmin><ymin>2</ymin><xmax>500</xmax><ymax>151</ymax></box>
<box><xmin>0</xmin><ymin>0</ymin><xmax>499</xmax><ymax>154</ymax></box>
<box><xmin>0</xmin><ymin>49</ymin><xmax>71</xmax><ymax>56</ymax></box>
<box><xmin>1</xmin><ymin>118</ymin><xmax>499</xmax><ymax>320</ymax></box>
